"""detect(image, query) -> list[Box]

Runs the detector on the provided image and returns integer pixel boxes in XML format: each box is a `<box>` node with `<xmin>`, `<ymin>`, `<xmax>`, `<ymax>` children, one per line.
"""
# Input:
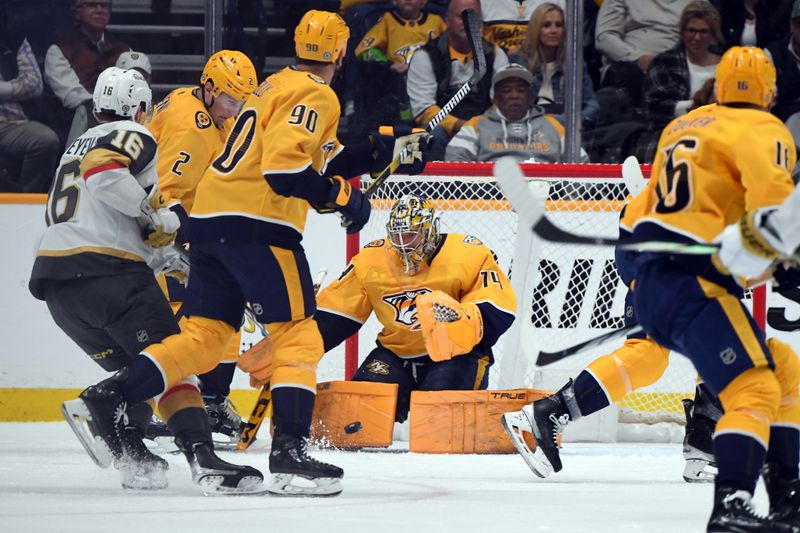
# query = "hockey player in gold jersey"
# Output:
<box><xmin>316</xmin><ymin>195</ymin><xmax>516</xmax><ymax>422</ymax></box>
<box><xmin>68</xmin><ymin>10</ymin><xmax>429</xmax><ymax>497</ymax></box>
<box><xmin>146</xmin><ymin>50</ymin><xmax>257</xmax><ymax>446</ymax></box>
<box><xmin>618</xmin><ymin>46</ymin><xmax>799</xmax><ymax>532</ymax></box>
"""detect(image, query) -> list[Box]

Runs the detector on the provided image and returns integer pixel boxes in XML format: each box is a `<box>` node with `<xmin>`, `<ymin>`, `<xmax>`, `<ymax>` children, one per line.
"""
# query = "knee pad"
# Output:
<box><xmin>586</xmin><ymin>337</ymin><xmax>669</xmax><ymax>403</ymax></box>
<box><xmin>768</xmin><ymin>337</ymin><xmax>800</xmax><ymax>426</ymax></box>
<box><xmin>717</xmin><ymin>366</ymin><xmax>780</xmax><ymax>446</ymax></box>
<box><xmin>268</xmin><ymin>317</ymin><xmax>324</xmax><ymax>391</ymax></box>
<box><xmin>144</xmin><ymin>317</ymin><xmax>234</xmax><ymax>388</ymax></box>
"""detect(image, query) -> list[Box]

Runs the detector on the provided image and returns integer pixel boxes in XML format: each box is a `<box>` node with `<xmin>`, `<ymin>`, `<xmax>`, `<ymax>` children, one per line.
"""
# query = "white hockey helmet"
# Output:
<box><xmin>92</xmin><ymin>66</ymin><xmax>153</xmax><ymax>123</ymax></box>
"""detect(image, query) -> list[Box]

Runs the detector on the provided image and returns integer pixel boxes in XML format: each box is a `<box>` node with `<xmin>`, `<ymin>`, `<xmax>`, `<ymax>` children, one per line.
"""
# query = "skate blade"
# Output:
<box><xmin>61</xmin><ymin>399</ymin><xmax>113</xmax><ymax>469</ymax></box>
<box><xmin>682</xmin><ymin>458</ymin><xmax>717</xmax><ymax>483</ymax></box>
<box><xmin>501</xmin><ymin>412</ymin><xmax>553</xmax><ymax>479</ymax></box>
<box><xmin>194</xmin><ymin>473</ymin><xmax>266</xmax><ymax>496</ymax></box>
<box><xmin>267</xmin><ymin>473</ymin><xmax>343</xmax><ymax>497</ymax></box>
<box><xmin>211</xmin><ymin>433</ymin><xmax>241</xmax><ymax>452</ymax></box>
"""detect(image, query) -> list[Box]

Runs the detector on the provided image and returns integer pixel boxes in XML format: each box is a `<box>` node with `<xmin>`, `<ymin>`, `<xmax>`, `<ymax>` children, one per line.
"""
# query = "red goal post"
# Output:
<box><xmin>344</xmin><ymin>162</ymin><xmax>766</xmax><ymax>424</ymax></box>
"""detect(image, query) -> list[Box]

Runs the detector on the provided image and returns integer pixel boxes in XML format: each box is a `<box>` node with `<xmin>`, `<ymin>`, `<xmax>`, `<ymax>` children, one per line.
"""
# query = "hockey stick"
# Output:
<box><xmin>535</xmin><ymin>324</ymin><xmax>643</xmax><ymax>366</ymax></box>
<box><xmin>238</xmin><ymin>268</ymin><xmax>328</xmax><ymax>451</ymax></box>
<box><xmin>361</xmin><ymin>7</ymin><xmax>486</xmax><ymax>199</ymax></box>
<box><xmin>621</xmin><ymin>155</ymin><xmax>647</xmax><ymax>197</ymax></box>
<box><xmin>492</xmin><ymin>157</ymin><xmax>720</xmax><ymax>255</ymax></box>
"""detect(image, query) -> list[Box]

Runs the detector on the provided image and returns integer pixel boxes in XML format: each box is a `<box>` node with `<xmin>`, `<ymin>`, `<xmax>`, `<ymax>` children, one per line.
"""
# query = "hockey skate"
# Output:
<box><xmin>181</xmin><ymin>440</ymin><xmax>264</xmax><ymax>495</ymax></box>
<box><xmin>116</xmin><ymin>425</ymin><xmax>169</xmax><ymax>490</ymax></box>
<box><xmin>707</xmin><ymin>487</ymin><xmax>795</xmax><ymax>532</ymax></box>
<box><xmin>204</xmin><ymin>395</ymin><xmax>243</xmax><ymax>451</ymax></box>
<box><xmin>61</xmin><ymin>380</ymin><xmax>128</xmax><ymax>468</ymax></box>
<box><xmin>763</xmin><ymin>462</ymin><xmax>800</xmax><ymax>529</ymax></box>
<box><xmin>268</xmin><ymin>434</ymin><xmax>343</xmax><ymax>497</ymax></box>
<box><xmin>502</xmin><ymin>384</ymin><xmax>574</xmax><ymax>478</ymax></box>
<box><xmin>682</xmin><ymin>390</ymin><xmax>721</xmax><ymax>483</ymax></box>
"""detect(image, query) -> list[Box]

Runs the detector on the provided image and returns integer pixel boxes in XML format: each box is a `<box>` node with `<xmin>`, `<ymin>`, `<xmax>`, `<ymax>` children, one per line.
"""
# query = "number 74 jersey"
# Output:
<box><xmin>621</xmin><ymin>103</ymin><xmax>796</xmax><ymax>244</ymax></box>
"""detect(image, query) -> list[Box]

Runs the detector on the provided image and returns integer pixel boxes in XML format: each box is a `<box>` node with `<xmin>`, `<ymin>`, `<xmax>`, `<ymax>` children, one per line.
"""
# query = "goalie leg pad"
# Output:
<box><xmin>416</xmin><ymin>290</ymin><xmax>483</xmax><ymax>362</ymax></box>
<box><xmin>409</xmin><ymin>389</ymin><xmax>549</xmax><ymax>453</ymax></box>
<box><xmin>310</xmin><ymin>381</ymin><xmax>398</xmax><ymax>448</ymax></box>
<box><xmin>351</xmin><ymin>346</ymin><xmax>415</xmax><ymax>422</ymax></box>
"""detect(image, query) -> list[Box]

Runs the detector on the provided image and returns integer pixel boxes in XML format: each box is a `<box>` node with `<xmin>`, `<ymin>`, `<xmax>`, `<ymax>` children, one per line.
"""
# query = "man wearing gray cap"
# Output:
<box><xmin>444</xmin><ymin>63</ymin><xmax>587</xmax><ymax>162</ymax></box>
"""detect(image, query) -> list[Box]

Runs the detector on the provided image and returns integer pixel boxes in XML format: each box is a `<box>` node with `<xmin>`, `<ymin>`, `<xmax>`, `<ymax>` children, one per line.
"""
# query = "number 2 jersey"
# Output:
<box><xmin>315</xmin><ymin>234</ymin><xmax>517</xmax><ymax>358</ymax></box>
<box><xmin>620</xmin><ymin>103</ymin><xmax>796</xmax><ymax>290</ymax></box>
<box><xmin>29</xmin><ymin>121</ymin><xmax>164</xmax><ymax>300</ymax></box>
<box><xmin>189</xmin><ymin>67</ymin><xmax>343</xmax><ymax>249</ymax></box>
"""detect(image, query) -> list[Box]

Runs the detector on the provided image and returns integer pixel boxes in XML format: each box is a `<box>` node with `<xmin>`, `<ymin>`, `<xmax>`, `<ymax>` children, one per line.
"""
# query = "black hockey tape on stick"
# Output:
<box><xmin>492</xmin><ymin>157</ymin><xmax>720</xmax><ymax>255</ymax></box>
<box><xmin>536</xmin><ymin>324</ymin><xmax>643</xmax><ymax>366</ymax></box>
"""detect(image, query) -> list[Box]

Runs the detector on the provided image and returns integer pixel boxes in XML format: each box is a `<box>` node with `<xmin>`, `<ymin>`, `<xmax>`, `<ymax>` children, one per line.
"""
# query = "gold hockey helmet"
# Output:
<box><xmin>715</xmin><ymin>46</ymin><xmax>776</xmax><ymax>109</ymax></box>
<box><xmin>386</xmin><ymin>195</ymin><xmax>440</xmax><ymax>275</ymax></box>
<box><xmin>294</xmin><ymin>10</ymin><xmax>349</xmax><ymax>64</ymax></box>
<box><xmin>200</xmin><ymin>50</ymin><xmax>257</xmax><ymax>102</ymax></box>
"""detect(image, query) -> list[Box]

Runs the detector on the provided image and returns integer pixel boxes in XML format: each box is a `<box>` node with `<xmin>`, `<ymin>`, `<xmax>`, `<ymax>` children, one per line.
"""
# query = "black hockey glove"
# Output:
<box><xmin>327</xmin><ymin>175</ymin><xmax>371</xmax><ymax>234</ymax></box>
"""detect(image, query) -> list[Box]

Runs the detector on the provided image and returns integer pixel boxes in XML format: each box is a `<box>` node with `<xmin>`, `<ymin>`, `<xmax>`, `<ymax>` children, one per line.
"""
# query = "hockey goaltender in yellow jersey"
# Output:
<box><xmin>317</xmin><ymin>231</ymin><xmax>516</xmax><ymax>358</ymax></box>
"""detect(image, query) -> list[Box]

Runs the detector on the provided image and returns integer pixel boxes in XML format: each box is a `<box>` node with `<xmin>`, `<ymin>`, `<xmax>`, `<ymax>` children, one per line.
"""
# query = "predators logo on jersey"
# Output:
<box><xmin>365</xmin><ymin>359</ymin><xmax>391</xmax><ymax>375</ymax></box>
<box><xmin>382</xmin><ymin>288</ymin><xmax>432</xmax><ymax>329</ymax></box>
<box><xmin>355</xmin><ymin>11</ymin><xmax>445</xmax><ymax>65</ymax></box>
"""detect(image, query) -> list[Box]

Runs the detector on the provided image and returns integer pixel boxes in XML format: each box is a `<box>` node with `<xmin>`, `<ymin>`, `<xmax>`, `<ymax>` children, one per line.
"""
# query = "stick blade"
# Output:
<box><xmin>493</xmin><ymin>157</ymin><xmax>545</xmax><ymax>229</ymax></box>
<box><xmin>535</xmin><ymin>324</ymin><xmax>643</xmax><ymax>366</ymax></box>
<box><xmin>621</xmin><ymin>155</ymin><xmax>647</xmax><ymax>197</ymax></box>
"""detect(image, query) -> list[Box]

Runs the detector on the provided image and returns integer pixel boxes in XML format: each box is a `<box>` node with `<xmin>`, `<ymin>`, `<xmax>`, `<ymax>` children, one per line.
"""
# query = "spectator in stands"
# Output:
<box><xmin>116</xmin><ymin>51</ymin><xmax>152</xmax><ymax>85</ymax></box>
<box><xmin>595</xmin><ymin>0</ymin><xmax>691</xmax><ymax>104</ymax></box>
<box><xmin>712</xmin><ymin>0</ymin><xmax>792</xmax><ymax>49</ymax></box>
<box><xmin>407</xmin><ymin>0</ymin><xmax>509</xmax><ymax>159</ymax></box>
<box><xmin>444</xmin><ymin>63</ymin><xmax>586</xmax><ymax>162</ymax></box>
<box><xmin>480</xmin><ymin>0</ymin><xmax>565</xmax><ymax>53</ymax></box>
<box><xmin>510</xmin><ymin>2</ymin><xmax>599</xmax><ymax>130</ymax></box>
<box><xmin>354</xmin><ymin>0</ymin><xmax>446</xmax><ymax>126</ymax></box>
<box><xmin>642</xmin><ymin>1</ymin><xmax>722</xmax><ymax>128</ymax></box>
<box><xmin>0</xmin><ymin>38</ymin><xmax>60</xmax><ymax>193</ymax></box>
<box><xmin>44</xmin><ymin>0</ymin><xmax>130</xmax><ymax>147</ymax></box>
<box><xmin>766</xmin><ymin>0</ymin><xmax>800</xmax><ymax>123</ymax></box>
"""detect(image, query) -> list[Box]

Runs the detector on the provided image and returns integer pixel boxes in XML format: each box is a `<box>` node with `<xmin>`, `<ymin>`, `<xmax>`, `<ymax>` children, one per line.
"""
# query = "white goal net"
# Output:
<box><xmin>348</xmin><ymin>162</ymin><xmax>764</xmax><ymax>430</ymax></box>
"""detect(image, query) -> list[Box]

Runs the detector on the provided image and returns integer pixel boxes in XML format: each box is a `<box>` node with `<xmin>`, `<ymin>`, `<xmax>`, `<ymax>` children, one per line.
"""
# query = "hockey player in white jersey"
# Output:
<box><xmin>30</xmin><ymin>67</ymin><xmax>263</xmax><ymax>494</ymax></box>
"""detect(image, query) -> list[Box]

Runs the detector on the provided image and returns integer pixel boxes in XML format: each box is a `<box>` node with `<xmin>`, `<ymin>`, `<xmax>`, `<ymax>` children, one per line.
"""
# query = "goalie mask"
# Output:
<box><xmin>386</xmin><ymin>195</ymin><xmax>440</xmax><ymax>275</ymax></box>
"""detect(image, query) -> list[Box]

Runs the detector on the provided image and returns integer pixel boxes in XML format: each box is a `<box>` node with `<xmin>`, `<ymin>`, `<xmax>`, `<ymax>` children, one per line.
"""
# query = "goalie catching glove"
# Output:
<box><xmin>417</xmin><ymin>290</ymin><xmax>483</xmax><ymax>362</ymax></box>
<box><xmin>139</xmin><ymin>189</ymin><xmax>180</xmax><ymax>248</ymax></box>
<box><xmin>716</xmin><ymin>208</ymin><xmax>783</xmax><ymax>279</ymax></box>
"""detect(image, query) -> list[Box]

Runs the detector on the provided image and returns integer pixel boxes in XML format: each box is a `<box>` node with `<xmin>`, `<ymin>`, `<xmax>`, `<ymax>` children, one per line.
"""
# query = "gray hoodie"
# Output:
<box><xmin>445</xmin><ymin>104</ymin><xmax>585</xmax><ymax>162</ymax></box>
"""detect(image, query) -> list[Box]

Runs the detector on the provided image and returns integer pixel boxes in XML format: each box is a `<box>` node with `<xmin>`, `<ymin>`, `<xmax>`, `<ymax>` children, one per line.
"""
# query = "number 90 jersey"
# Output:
<box><xmin>621</xmin><ymin>103</ymin><xmax>796</xmax><ymax>245</ymax></box>
<box><xmin>190</xmin><ymin>67</ymin><xmax>342</xmax><ymax>246</ymax></box>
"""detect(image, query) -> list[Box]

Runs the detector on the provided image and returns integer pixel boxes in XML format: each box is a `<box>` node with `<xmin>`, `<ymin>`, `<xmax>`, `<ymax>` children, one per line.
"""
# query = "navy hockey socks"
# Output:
<box><xmin>571</xmin><ymin>370</ymin><xmax>611</xmax><ymax>417</ymax></box>
<box><xmin>714</xmin><ymin>433</ymin><xmax>766</xmax><ymax>494</ymax></box>
<box><xmin>271</xmin><ymin>386</ymin><xmax>316</xmax><ymax>438</ymax></box>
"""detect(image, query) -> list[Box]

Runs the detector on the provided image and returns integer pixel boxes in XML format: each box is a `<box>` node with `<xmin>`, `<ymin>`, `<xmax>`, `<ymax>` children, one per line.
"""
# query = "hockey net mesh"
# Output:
<box><xmin>352</xmin><ymin>164</ymin><xmax>713</xmax><ymax>426</ymax></box>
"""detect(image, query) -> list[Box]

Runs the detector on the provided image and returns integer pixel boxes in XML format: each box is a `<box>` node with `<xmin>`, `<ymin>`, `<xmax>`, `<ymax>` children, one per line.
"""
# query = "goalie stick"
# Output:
<box><xmin>621</xmin><ymin>155</ymin><xmax>647</xmax><ymax>198</ymax></box>
<box><xmin>492</xmin><ymin>157</ymin><xmax>720</xmax><ymax>255</ymax></box>
<box><xmin>238</xmin><ymin>268</ymin><xmax>328</xmax><ymax>451</ymax></box>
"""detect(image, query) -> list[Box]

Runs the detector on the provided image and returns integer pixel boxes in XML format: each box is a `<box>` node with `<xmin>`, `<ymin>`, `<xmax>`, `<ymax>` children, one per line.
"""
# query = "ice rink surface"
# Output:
<box><xmin>0</xmin><ymin>423</ymin><xmax>753</xmax><ymax>533</ymax></box>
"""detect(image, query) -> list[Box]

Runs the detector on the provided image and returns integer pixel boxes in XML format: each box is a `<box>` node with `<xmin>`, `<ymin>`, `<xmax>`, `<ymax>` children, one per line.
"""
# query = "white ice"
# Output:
<box><xmin>0</xmin><ymin>423</ymin><xmax>757</xmax><ymax>533</ymax></box>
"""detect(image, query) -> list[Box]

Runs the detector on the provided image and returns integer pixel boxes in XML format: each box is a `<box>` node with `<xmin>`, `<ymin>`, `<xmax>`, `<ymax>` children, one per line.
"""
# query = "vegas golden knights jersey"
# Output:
<box><xmin>190</xmin><ymin>67</ymin><xmax>342</xmax><ymax>245</ymax></box>
<box><xmin>355</xmin><ymin>11</ymin><xmax>446</xmax><ymax>65</ymax></box>
<box><xmin>29</xmin><ymin>121</ymin><xmax>163</xmax><ymax>299</ymax></box>
<box><xmin>316</xmin><ymin>234</ymin><xmax>517</xmax><ymax>358</ymax></box>
<box><xmin>146</xmin><ymin>87</ymin><xmax>228</xmax><ymax>214</ymax></box>
<box><xmin>621</xmin><ymin>103</ymin><xmax>796</xmax><ymax>245</ymax></box>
